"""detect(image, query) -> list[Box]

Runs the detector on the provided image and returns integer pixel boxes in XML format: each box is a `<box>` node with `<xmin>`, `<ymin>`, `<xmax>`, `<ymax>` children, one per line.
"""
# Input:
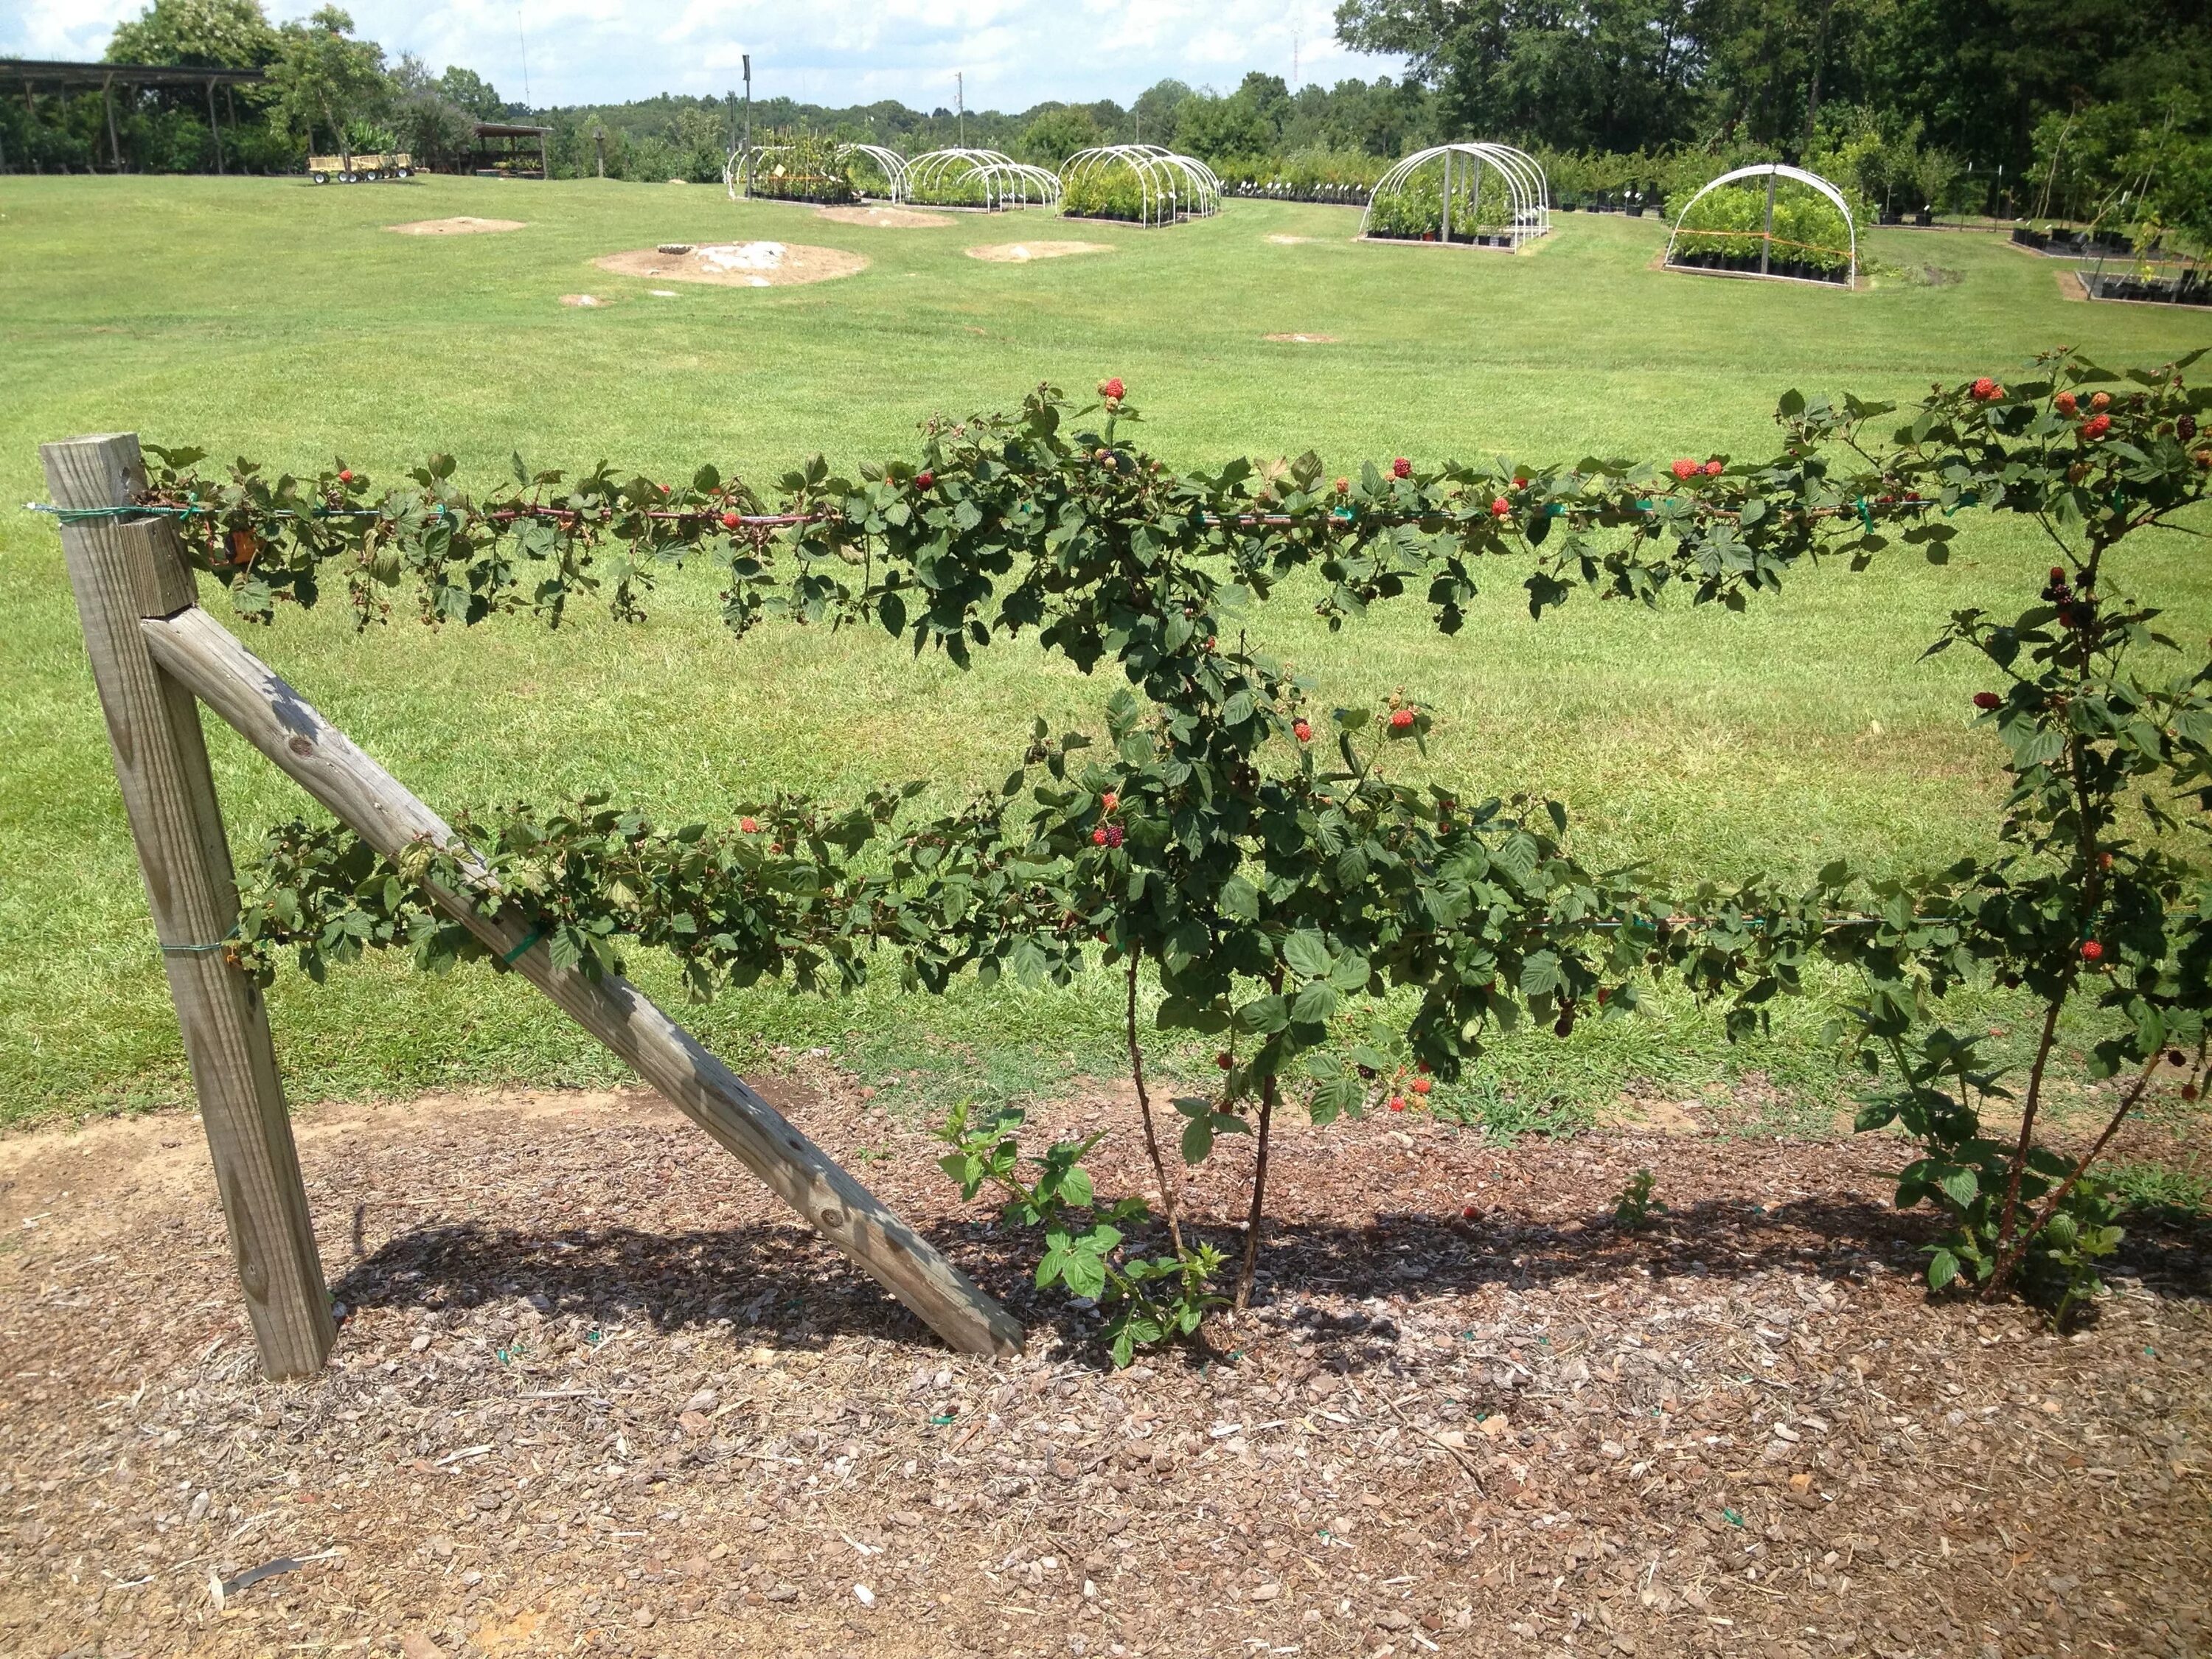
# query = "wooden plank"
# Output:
<box><xmin>41</xmin><ymin>434</ymin><xmax>335</xmax><ymax>1381</ymax></box>
<box><xmin>142</xmin><ymin>606</ymin><xmax>1026</xmax><ymax>1358</ymax></box>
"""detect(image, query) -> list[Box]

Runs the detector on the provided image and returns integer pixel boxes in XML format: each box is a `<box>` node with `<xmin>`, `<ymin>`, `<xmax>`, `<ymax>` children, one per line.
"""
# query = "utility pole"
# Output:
<box><xmin>742</xmin><ymin>54</ymin><xmax>752</xmax><ymax>197</ymax></box>
<box><xmin>956</xmin><ymin>71</ymin><xmax>964</xmax><ymax>148</ymax></box>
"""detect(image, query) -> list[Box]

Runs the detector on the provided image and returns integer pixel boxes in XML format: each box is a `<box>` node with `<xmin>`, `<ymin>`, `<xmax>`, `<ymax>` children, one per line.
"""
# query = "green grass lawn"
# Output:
<box><xmin>4</xmin><ymin>173</ymin><xmax>2210</xmax><ymax>1130</ymax></box>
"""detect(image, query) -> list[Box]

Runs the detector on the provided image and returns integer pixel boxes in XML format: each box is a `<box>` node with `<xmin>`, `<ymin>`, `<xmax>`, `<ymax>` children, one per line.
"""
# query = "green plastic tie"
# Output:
<box><xmin>501</xmin><ymin>925</ymin><xmax>546</xmax><ymax>966</ymax></box>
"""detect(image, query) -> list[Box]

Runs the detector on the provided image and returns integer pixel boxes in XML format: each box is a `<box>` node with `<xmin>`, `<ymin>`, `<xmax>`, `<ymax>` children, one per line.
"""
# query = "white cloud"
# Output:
<box><xmin>7</xmin><ymin>0</ymin><xmax>141</xmax><ymax>60</ymax></box>
<box><xmin>2</xmin><ymin>1</ymin><xmax>1397</xmax><ymax>111</ymax></box>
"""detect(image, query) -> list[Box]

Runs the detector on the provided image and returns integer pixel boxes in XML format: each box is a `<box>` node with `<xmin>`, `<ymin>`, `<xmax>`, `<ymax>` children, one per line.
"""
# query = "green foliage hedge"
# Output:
<box><xmin>1365</xmin><ymin>171</ymin><xmax>1520</xmax><ymax>240</ymax></box>
<box><xmin>1666</xmin><ymin>179</ymin><xmax>1859</xmax><ymax>277</ymax></box>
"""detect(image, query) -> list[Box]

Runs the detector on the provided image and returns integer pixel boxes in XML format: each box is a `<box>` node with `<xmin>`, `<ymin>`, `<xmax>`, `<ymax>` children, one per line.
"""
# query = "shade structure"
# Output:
<box><xmin>1663</xmin><ymin>163</ymin><xmax>1858</xmax><ymax>287</ymax></box>
<box><xmin>905</xmin><ymin>147</ymin><xmax>1062</xmax><ymax>209</ymax></box>
<box><xmin>1360</xmin><ymin>143</ymin><xmax>1551</xmax><ymax>248</ymax></box>
<box><xmin>1060</xmin><ymin>145</ymin><xmax>1221</xmax><ymax>227</ymax></box>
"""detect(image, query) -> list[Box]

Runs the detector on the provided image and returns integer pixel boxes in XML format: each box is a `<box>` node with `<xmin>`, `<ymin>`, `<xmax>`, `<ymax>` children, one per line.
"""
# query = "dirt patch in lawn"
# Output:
<box><xmin>964</xmin><ymin>240</ymin><xmax>1115</xmax><ymax>263</ymax></box>
<box><xmin>1262</xmin><ymin>332</ymin><xmax>1342</xmax><ymax>344</ymax></box>
<box><xmin>386</xmin><ymin>216</ymin><xmax>526</xmax><ymax>236</ymax></box>
<box><xmin>815</xmin><ymin>205</ymin><xmax>956</xmax><ymax>229</ymax></box>
<box><xmin>1</xmin><ymin>1073</ymin><xmax>2204</xmax><ymax>1658</ymax></box>
<box><xmin>593</xmin><ymin>242</ymin><xmax>869</xmax><ymax>289</ymax></box>
<box><xmin>1265</xmin><ymin>234</ymin><xmax>1326</xmax><ymax>245</ymax></box>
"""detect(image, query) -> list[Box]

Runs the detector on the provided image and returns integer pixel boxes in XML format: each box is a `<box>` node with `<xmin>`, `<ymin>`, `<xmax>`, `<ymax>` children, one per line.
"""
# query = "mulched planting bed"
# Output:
<box><xmin>1</xmin><ymin>1070</ymin><xmax>2205</xmax><ymax>1658</ymax></box>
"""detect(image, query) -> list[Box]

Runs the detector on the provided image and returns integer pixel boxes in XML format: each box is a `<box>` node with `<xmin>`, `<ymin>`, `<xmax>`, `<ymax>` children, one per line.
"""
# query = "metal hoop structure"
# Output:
<box><xmin>844</xmin><ymin>144</ymin><xmax>911</xmax><ymax>203</ymax></box>
<box><xmin>725</xmin><ymin>141</ymin><xmax>907</xmax><ymax>203</ymax></box>
<box><xmin>1663</xmin><ymin>163</ymin><xmax>1857</xmax><ymax>288</ymax></box>
<box><xmin>1360</xmin><ymin>143</ymin><xmax>1550</xmax><ymax>248</ymax></box>
<box><xmin>904</xmin><ymin>147</ymin><xmax>1062</xmax><ymax>210</ymax></box>
<box><xmin>1060</xmin><ymin>145</ymin><xmax>1221</xmax><ymax>227</ymax></box>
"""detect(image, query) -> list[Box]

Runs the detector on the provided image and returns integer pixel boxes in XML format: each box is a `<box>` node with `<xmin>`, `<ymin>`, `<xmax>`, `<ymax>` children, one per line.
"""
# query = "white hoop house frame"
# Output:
<box><xmin>905</xmin><ymin>148</ymin><xmax>1062</xmax><ymax>210</ymax></box>
<box><xmin>1663</xmin><ymin>163</ymin><xmax>1858</xmax><ymax>288</ymax></box>
<box><xmin>844</xmin><ymin>144</ymin><xmax>912</xmax><ymax>203</ymax></box>
<box><xmin>1361</xmin><ymin>144</ymin><xmax>1551</xmax><ymax>248</ymax></box>
<box><xmin>724</xmin><ymin>142</ymin><xmax>909</xmax><ymax>204</ymax></box>
<box><xmin>1060</xmin><ymin>145</ymin><xmax>1222</xmax><ymax>227</ymax></box>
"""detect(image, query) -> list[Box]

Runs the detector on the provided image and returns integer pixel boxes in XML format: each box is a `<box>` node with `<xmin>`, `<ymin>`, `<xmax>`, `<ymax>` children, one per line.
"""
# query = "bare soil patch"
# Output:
<box><xmin>593</xmin><ymin>243</ymin><xmax>869</xmax><ymax>290</ymax></box>
<box><xmin>815</xmin><ymin>205</ymin><xmax>957</xmax><ymax>230</ymax></box>
<box><xmin>558</xmin><ymin>293</ymin><xmax>612</xmax><ymax>308</ymax></box>
<box><xmin>1263</xmin><ymin>332</ymin><xmax>1342</xmax><ymax>344</ymax></box>
<box><xmin>964</xmin><ymin>240</ymin><xmax>1116</xmax><ymax>264</ymax></box>
<box><xmin>1265</xmin><ymin>234</ymin><xmax>1326</xmax><ymax>245</ymax></box>
<box><xmin>1</xmin><ymin>1068</ymin><xmax>2204</xmax><ymax>1658</ymax></box>
<box><xmin>386</xmin><ymin>217</ymin><xmax>525</xmax><ymax>236</ymax></box>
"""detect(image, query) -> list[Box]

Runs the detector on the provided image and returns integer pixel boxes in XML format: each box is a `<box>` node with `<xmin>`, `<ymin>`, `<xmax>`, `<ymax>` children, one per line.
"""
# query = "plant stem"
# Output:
<box><xmin>1125</xmin><ymin>951</ymin><xmax>1184</xmax><ymax>1259</ymax></box>
<box><xmin>1987</xmin><ymin>1050</ymin><xmax>2160</xmax><ymax>1293</ymax></box>
<box><xmin>1234</xmin><ymin>1064</ymin><xmax>1277</xmax><ymax>1311</ymax></box>
<box><xmin>1991</xmin><ymin>995</ymin><xmax>2065</xmax><ymax>1279</ymax></box>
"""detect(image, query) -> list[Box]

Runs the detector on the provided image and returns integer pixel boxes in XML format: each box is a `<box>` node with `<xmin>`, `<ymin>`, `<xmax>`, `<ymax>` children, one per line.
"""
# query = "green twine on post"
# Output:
<box><xmin>26</xmin><ymin>502</ymin><xmax>196</xmax><ymax>524</ymax></box>
<box><xmin>501</xmin><ymin>925</ymin><xmax>546</xmax><ymax>967</ymax></box>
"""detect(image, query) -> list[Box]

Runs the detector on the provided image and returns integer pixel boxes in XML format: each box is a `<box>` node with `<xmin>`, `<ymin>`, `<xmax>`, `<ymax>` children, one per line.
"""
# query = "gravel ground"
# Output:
<box><xmin>0</xmin><ymin>1065</ymin><xmax>2205</xmax><ymax>1659</ymax></box>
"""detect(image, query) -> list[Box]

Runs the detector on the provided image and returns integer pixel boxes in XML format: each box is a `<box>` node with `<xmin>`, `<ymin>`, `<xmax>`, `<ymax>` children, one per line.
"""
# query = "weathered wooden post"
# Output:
<box><xmin>41</xmin><ymin>434</ymin><xmax>335</xmax><ymax>1381</ymax></box>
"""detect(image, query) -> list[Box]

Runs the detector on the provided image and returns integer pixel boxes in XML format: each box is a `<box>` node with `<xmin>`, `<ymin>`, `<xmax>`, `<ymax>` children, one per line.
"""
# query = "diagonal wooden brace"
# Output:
<box><xmin>141</xmin><ymin>603</ymin><xmax>1023</xmax><ymax>1357</ymax></box>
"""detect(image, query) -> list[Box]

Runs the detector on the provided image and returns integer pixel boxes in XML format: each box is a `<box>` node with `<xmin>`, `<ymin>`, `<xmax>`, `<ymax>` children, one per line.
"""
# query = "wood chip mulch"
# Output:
<box><xmin>0</xmin><ymin>1065</ymin><xmax>2205</xmax><ymax>1659</ymax></box>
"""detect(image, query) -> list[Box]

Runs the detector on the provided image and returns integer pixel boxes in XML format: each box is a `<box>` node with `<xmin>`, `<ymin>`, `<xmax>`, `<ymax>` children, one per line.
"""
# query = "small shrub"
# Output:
<box><xmin>1613</xmin><ymin>1168</ymin><xmax>1663</xmax><ymax>1229</ymax></box>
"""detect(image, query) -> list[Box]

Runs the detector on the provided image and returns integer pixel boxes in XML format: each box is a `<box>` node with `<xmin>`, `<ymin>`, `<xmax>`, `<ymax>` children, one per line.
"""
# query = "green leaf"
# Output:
<box><xmin>1282</xmin><ymin>931</ymin><xmax>1332</xmax><ymax>982</ymax></box>
<box><xmin>1518</xmin><ymin>950</ymin><xmax>1562</xmax><ymax>998</ymax></box>
<box><xmin>1290</xmin><ymin>979</ymin><xmax>1340</xmax><ymax>1025</ymax></box>
<box><xmin>1936</xmin><ymin>1167</ymin><xmax>1980</xmax><ymax>1211</ymax></box>
<box><xmin>1310</xmin><ymin>1074</ymin><xmax>1364</xmax><ymax>1124</ymax></box>
<box><xmin>1234</xmin><ymin>994</ymin><xmax>1288</xmax><ymax>1034</ymax></box>
<box><xmin>1220</xmin><ymin>874</ymin><xmax>1260</xmax><ymax>922</ymax></box>
<box><xmin>1927</xmin><ymin>1248</ymin><xmax>1961</xmax><ymax>1291</ymax></box>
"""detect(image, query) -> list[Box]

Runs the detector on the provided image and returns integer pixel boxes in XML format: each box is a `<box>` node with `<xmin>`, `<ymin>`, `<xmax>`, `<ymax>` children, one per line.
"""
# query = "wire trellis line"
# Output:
<box><xmin>24</xmin><ymin>495</ymin><xmax>1954</xmax><ymax>531</ymax></box>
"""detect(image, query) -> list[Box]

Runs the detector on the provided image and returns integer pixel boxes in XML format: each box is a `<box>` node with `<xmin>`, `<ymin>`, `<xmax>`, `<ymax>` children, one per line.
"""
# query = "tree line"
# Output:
<box><xmin>4</xmin><ymin>0</ymin><xmax>2204</xmax><ymax>245</ymax></box>
<box><xmin>2</xmin><ymin>1</ymin><xmax>509</xmax><ymax>177</ymax></box>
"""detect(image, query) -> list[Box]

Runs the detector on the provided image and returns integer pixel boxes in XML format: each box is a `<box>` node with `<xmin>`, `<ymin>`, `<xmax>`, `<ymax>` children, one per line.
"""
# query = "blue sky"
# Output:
<box><xmin>7</xmin><ymin>1</ymin><xmax>1402</xmax><ymax>111</ymax></box>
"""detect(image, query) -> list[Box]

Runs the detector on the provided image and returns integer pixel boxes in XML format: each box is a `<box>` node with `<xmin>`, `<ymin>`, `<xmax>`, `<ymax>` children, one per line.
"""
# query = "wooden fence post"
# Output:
<box><xmin>41</xmin><ymin>434</ymin><xmax>335</xmax><ymax>1381</ymax></box>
